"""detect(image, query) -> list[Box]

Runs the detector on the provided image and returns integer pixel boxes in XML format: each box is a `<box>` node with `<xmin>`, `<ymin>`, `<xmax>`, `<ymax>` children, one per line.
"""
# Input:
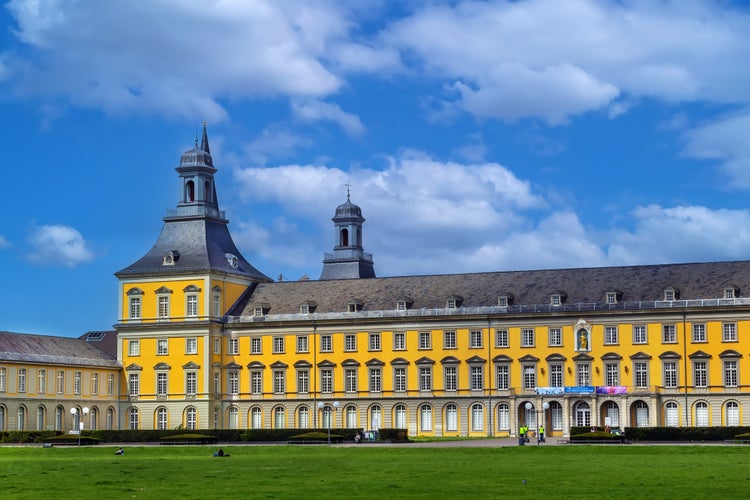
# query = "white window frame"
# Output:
<box><xmin>186</xmin><ymin>338</ymin><xmax>198</xmax><ymax>355</ymax></box>
<box><xmin>495</xmin><ymin>329</ymin><xmax>509</xmax><ymax>348</ymax></box>
<box><xmin>723</xmin><ymin>323</ymin><xmax>737</xmax><ymax>342</ymax></box>
<box><xmin>443</xmin><ymin>330</ymin><xmax>456</xmax><ymax>349</ymax></box>
<box><xmin>470</xmin><ymin>330</ymin><xmax>483</xmax><ymax>349</ymax></box>
<box><xmin>521</xmin><ymin>328</ymin><xmax>534</xmax><ymax>347</ymax></box>
<box><xmin>548</xmin><ymin>328</ymin><xmax>562</xmax><ymax>347</ymax></box>
<box><xmin>692</xmin><ymin>324</ymin><xmax>706</xmax><ymax>343</ymax></box>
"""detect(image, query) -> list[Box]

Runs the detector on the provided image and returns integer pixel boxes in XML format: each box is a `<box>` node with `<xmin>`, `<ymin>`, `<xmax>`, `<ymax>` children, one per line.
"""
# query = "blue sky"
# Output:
<box><xmin>3</xmin><ymin>0</ymin><xmax>750</xmax><ymax>337</ymax></box>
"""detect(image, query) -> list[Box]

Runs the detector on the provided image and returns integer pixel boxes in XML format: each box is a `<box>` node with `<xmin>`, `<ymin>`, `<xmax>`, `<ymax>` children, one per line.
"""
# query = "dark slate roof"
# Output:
<box><xmin>239</xmin><ymin>260</ymin><xmax>750</xmax><ymax>315</ymax></box>
<box><xmin>78</xmin><ymin>330</ymin><xmax>118</xmax><ymax>358</ymax></box>
<box><xmin>115</xmin><ymin>218</ymin><xmax>270</xmax><ymax>281</ymax></box>
<box><xmin>0</xmin><ymin>331</ymin><xmax>120</xmax><ymax>368</ymax></box>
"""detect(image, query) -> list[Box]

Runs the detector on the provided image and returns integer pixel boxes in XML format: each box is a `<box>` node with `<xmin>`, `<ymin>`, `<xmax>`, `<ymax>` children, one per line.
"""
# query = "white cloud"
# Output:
<box><xmin>27</xmin><ymin>224</ymin><xmax>94</xmax><ymax>267</ymax></box>
<box><xmin>291</xmin><ymin>99</ymin><xmax>365</xmax><ymax>136</ymax></box>
<box><xmin>241</xmin><ymin>126</ymin><xmax>313</xmax><ymax>166</ymax></box>
<box><xmin>681</xmin><ymin>111</ymin><xmax>750</xmax><ymax>189</ymax></box>
<box><xmin>0</xmin><ymin>235</ymin><xmax>9</xmax><ymax>248</ymax></box>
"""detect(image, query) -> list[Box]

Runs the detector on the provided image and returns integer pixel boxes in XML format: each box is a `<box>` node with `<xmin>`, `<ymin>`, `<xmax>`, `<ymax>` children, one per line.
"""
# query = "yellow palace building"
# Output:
<box><xmin>4</xmin><ymin>126</ymin><xmax>750</xmax><ymax>437</ymax></box>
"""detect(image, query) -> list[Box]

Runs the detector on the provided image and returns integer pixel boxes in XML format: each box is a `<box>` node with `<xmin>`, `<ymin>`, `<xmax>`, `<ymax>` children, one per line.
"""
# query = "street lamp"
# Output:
<box><xmin>317</xmin><ymin>401</ymin><xmax>340</xmax><ymax>445</ymax></box>
<box><xmin>70</xmin><ymin>407</ymin><xmax>89</xmax><ymax>446</ymax></box>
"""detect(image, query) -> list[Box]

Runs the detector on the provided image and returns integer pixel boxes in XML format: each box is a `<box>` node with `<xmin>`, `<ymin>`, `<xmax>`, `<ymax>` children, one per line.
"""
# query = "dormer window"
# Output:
<box><xmin>605</xmin><ymin>291</ymin><xmax>621</xmax><ymax>304</ymax></box>
<box><xmin>347</xmin><ymin>299</ymin><xmax>363</xmax><ymax>313</ymax></box>
<box><xmin>664</xmin><ymin>287</ymin><xmax>679</xmax><ymax>301</ymax></box>
<box><xmin>446</xmin><ymin>295</ymin><xmax>463</xmax><ymax>309</ymax></box>
<box><xmin>396</xmin><ymin>297</ymin><xmax>413</xmax><ymax>311</ymax></box>
<box><xmin>299</xmin><ymin>301</ymin><xmax>317</xmax><ymax>314</ymax></box>
<box><xmin>162</xmin><ymin>250</ymin><xmax>180</xmax><ymax>266</ymax></box>
<box><xmin>224</xmin><ymin>253</ymin><xmax>238</xmax><ymax>269</ymax></box>
<box><xmin>550</xmin><ymin>292</ymin><xmax>566</xmax><ymax>306</ymax></box>
<box><xmin>724</xmin><ymin>286</ymin><xmax>739</xmax><ymax>299</ymax></box>
<box><xmin>497</xmin><ymin>294</ymin><xmax>514</xmax><ymax>307</ymax></box>
<box><xmin>254</xmin><ymin>304</ymin><xmax>270</xmax><ymax>317</ymax></box>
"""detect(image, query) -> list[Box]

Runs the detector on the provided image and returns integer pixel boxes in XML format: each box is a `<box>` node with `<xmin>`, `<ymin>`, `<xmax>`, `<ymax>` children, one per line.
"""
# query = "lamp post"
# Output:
<box><xmin>70</xmin><ymin>407</ymin><xmax>89</xmax><ymax>446</ymax></box>
<box><xmin>317</xmin><ymin>401</ymin><xmax>339</xmax><ymax>445</ymax></box>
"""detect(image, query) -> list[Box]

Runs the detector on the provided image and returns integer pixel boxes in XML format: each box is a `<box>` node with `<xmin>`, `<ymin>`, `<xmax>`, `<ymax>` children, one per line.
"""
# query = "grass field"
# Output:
<box><xmin>1</xmin><ymin>443</ymin><xmax>748</xmax><ymax>498</ymax></box>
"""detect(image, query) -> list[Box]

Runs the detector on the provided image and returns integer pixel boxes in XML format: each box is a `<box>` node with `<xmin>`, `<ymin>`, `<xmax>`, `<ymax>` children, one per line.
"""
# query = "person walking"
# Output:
<box><xmin>518</xmin><ymin>424</ymin><xmax>526</xmax><ymax>446</ymax></box>
<box><xmin>538</xmin><ymin>424</ymin><xmax>545</xmax><ymax>444</ymax></box>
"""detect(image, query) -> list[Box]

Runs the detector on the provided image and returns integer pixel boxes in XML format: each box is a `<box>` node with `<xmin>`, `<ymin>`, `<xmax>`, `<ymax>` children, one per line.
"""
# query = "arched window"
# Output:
<box><xmin>251</xmin><ymin>407</ymin><xmax>262</xmax><ymax>429</ymax></box>
<box><xmin>394</xmin><ymin>404</ymin><xmax>407</xmax><ymax>429</ymax></box>
<box><xmin>36</xmin><ymin>406</ymin><xmax>45</xmax><ymax>431</ymax></box>
<box><xmin>186</xmin><ymin>407</ymin><xmax>197</xmax><ymax>430</ymax></box>
<box><xmin>106</xmin><ymin>408</ymin><xmax>115</xmax><ymax>430</ymax></box>
<box><xmin>0</xmin><ymin>405</ymin><xmax>5</xmax><ymax>431</ymax></box>
<box><xmin>604</xmin><ymin>401</ymin><xmax>620</xmax><ymax>428</ymax></box>
<box><xmin>634</xmin><ymin>401</ymin><xmax>649</xmax><ymax>427</ymax></box>
<box><xmin>369</xmin><ymin>405</ymin><xmax>381</xmax><ymax>430</ymax></box>
<box><xmin>228</xmin><ymin>407</ymin><xmax>239</xmax><ymax>429</ymax></box>
<box><xmin>550</xmin><ymin>401</ymin><xmax>563</xmax><ymax>431</ymax></box>
<box><xmin>445</xmin><ymin>403</ymin><xmax>458</xmax><ymax>432</ymax></box>
<box><xmin>204</xmin><ymin>180</ymin><xmax>211</xmax><ymax>202</ymax></box>
<box><xmin>726</xmin><ymin>401</ymin><xmax>739</xmax><ymax>426</ymax></box>
<box><xmin>274</xmin><ymin>407</ymin><xmax>285</xmax><ymax>428</ymax></box>
<box><xmin>665</xmin><ymin>401</ymin><xmax>679</xmax><ymax>427</ymax></box>
<box><xmin>574</xmin><ymin>401</ymin><xmax>590</xmax><ymax>427</ymax></box>
<box><xmin>89</xmin><ymin>407</ymin><xmax>98</xmax><ymax>431</ymax></box>
<box><xmin>156</xmin><ymin>407</ymin><xmax>168</xmax><ymax>430</ymax></box>
<box><xmin>185</xmin><ymin>180</ymin><xmax>195</xmax><ymax>202</ymax></box>
<box><xmin>471</xmin><ymin>403</ymin><xmax>484</xmax><ymax>431</ymax></box>
<box><xmin>497</xmin><ymin>403</ymin><xmax>509</xmax><ymax>431</ymax></box>
<box><xmin>298</xmin><ymin>406</ymin><xmax>309</xmax><ymax>429</ymax></box>
<box><xmin>340</xmin><ymin>228</ymin><xmax>349</xmax><ymax>247</ymax></box>
<box><xmin>695</xmin><ymin>401</ymin><xmax>709</xmax><ymax>427</ymax></box>
<box><xmin>420</xmin><ymin>405</ymin><xmax>432</xmax><ymax>432</ymax></box>
<box><xmin>128</xmin><ymin>408</ymin><xmax>139</xmax><ymax>430</ymax></box>
<box><xmin>17</xmin><ymin>406</ymin><xmax>26</xmax><ymax>431</ymax></box>
<box><xmin>55</xmin><ymin>407</ymin><xmax>63</xmax><ymax>431</ymax></box>
<box><xmin>345</xmin><ymin>405</ymin><xmax>357</xmax><ymax>428</ymax></box>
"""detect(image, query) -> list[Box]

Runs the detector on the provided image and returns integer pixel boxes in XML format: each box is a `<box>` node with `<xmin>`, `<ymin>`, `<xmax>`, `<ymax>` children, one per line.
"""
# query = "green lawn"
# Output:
<box><xmin>1</xmin><ymin>443</ymin><xmax>747</xmax><ymax>498</ymax></box>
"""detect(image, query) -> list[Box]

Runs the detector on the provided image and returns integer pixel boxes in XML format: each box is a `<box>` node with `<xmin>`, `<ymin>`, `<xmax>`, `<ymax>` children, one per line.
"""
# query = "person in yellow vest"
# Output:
<box><xmin>538</xmin><ymin>424</ymin><xmax>545</xmax><ymax>444</ymax></box>
<box><xmin>519</xmin><ymin>425</ymin><xmax>526</xmax><ymax>446</ymax></box>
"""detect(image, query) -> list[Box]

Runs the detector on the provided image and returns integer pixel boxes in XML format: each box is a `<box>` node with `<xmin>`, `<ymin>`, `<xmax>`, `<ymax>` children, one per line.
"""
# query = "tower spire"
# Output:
<box><xmin>200</xmin><ymin>121</ymin><xmax>210</xmax><ymax>154</ymax></box>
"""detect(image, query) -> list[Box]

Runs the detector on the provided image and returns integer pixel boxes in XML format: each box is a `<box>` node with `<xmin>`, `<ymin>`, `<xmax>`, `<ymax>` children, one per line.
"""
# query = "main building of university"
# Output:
<box><xmin>2</xmin><ymin>127</ymin><xmax>750</xmax><ymax>437</ymax></box>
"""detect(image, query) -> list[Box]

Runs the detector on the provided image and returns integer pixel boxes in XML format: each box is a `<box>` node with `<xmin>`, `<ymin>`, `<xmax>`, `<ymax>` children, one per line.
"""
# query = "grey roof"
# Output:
<box><xmin>78</xmin><ymin>330</ymin><xmax>118</xmax><ymax>358</ymax></box>
<box><xmin>0</xmin><ymin>331</ymin><xmax>120</xmax><ymax>368</ymax></box>
<box><xmin>115</xmin><ymin>217</ymin><xmax>270</xmax><ymax>280</ymax></box>
<box><xmin>239</xmin><ymin>260</ymin><xmax>750</xmax><ymax>316</ymax></box>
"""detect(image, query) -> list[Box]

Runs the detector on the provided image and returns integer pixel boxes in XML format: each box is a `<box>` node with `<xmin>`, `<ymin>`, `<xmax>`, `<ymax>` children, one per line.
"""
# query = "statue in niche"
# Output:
<box><xmin>577</xmin><ymin>328</ymin><xmax>589</xmax><ymax>351</ymax></box>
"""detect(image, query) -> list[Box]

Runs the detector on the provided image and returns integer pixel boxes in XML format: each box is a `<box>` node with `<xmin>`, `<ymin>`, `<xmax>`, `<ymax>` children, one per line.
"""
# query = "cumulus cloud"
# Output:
<box><xmin>291</xmin><ymin>99</ymin><xmax>365</xmax><ymax>136</ymax></box>
<box><xmin>27</xmin><ymin>225</ymin><xmax>94</xmax><ymax>267</ymax></box>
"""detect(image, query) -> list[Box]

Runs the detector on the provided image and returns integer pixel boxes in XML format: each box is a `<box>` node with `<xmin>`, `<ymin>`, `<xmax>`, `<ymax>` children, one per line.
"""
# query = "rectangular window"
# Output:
<box><xmin>157</xmin><ymin>339</ymin><xmax>168</xmax><ymax>355</ymax></box>
<box><xmin>662</xmin><ymin>324</ymin><xmax>676</xmax><ymax>343</ymax></box>
<box><xmin>394</xmin><ymin>367</ymin><xmax>406</xmax><ymax>392</ymax></box>
<box><xmin>297</xmin><ymin>370</ymin><xmax>309</xmax><ymax>394</ymax></box>
<box><xmin>470</xmin><ymin>366</ymin><xmax>483</xmax><ymax>390</ymax></box>
<box><xmin>550</xmin><ymin>364</ymin><xmax>563</xmax><ymax>387</ymax></box>
<box><xmin>273</xmin><ymin>371</ymin><xmax>285</xmax><ymax>394</ymax></box>
<box><xmin>634</xmin><ymin>362</ymin><xmax>648</xmax><ymax>389</ymax></box>
<box><xmin>419</xmin><ymin>331</ymin><xmax>431</xmax><ymax>350</ymax></box>
<box><xmin>129</xmin><ymin>373</ymin><xmax>139</xmax><ymax>396</ymax></box>
<box><xmin>107</xmin><ymin>373</ymin><xmax>114</xmax><ymax>395</ymax></box>
<box><xmin>470</xmin><ymin>330</ymin><xmax>483</xmax><ymax>349</ymax></box>
<box><xmin>443</xmin><ymin>330</ymin><xmax>456</xmax><ymax>349</ymax></box>
<box><xmin>251</xmin><ymin>337</ymin><xmax>262</xmax><ymax>354</ymax></box>
<box><xmin>694</xmin><ymin>361</ymin><xmax>707</xmax><ymax>388</ymax></box>
<box><xmin>228</xmin><ymin>338</ymin><xmax>239</xmax><ymax>355</ymax></box>
<box><xmin>0</xmin><ymin>367</ymin><xmax>5</xmax><ymax>392</ymax></box>
<box><xmin>692</xmin><ymin>324</ymin><xmax>706</xmax><ymax>343</ymax></box>
<box><xmin>57</xmin><ymin>370</ymin><xmax>65</xmax><ymax>394</ymax></box>
<box><xmin>38</xmin><ymin>369</ymin><xmax>46</xmax><ymax>394</ymax></box>
<box><xmin>604</xmin><ymin>326</ymin><xmax>618</xmax><ymax>345</ymax></box>
<box><xmin>320</xmin><ymin>335</ymin><xmax>332</xmax><ymax>352</ymax></box>
<box><xmin>577</xmin><ymin>365</ymin><xmax>590</xmax><ymax>386</ymax></box>
<box><xmin>521</xmin><ymin>328</ymin><xmax>535</xmax><ymax>347</ymax></box>
<box><xmin>495</xmin><ymin>329</ymin><xmax>509</xmax><ymax>348</ymax></box>
<box><xmin>548</xmin><ymin>328</ymin><xmax>562</xmax><ymax>347</ymax></box>
<box><xmin>393</xmin><ymin>332</ymin><xmax>405</xmax><ymax>350</ymax></box>
<box><xmin>345</xmin><ymin>368</ymin><xmax>357</xmax><ymax>392</ymax></box>
<box><xmin>129</xmin><ymin>297</ymin><xmax>141</xmax><ymax>319</ymax></box>
<box><xmin>368</xmin><ymin>332</ymin><xmax>381</xmax><ymax>351</ymax></box>
<box><xmin>213</xmin><ymin>372</ymin><xmax>220</xmax><ymax>394</ymax></box>
<box><xmin>186</xmin><ymin>295</ymin><xmax>198</xmax><ymax>317</ymax></box>
<box><xmin>251</xmin><ymin>371</ymin><xmax>262</xmax><ymax>395</ymax></box>
<box><xmin>73</xmin><ymin>371</ymin><xmax>81</xmax><ymax>395</ymax></box>
<box><xmin>158</xmin><ymin>295</ymin><xmax>170</xmax><ymax>320</ymax></box>
<box><xmin>321</xmin><ymin>369</ymin><xmax>333</xmax><ymax>393</ymax></box>
<box><xmin>228</xmin><ymin>371</ymin><xmax>239</xmax><ymax>395</ymax></box>
<box><xmin>213</xmin><ymin>293</ymin><xmax>221</xmax><ymax>317</ymax></box>
<box><xmin>419</xmin><ymin>367</ymin><xmax>432</xmax><ymax>391</ymax></box>
<box><xmin>369</xmin><ymin>368</ymin><xmax>382</xmax><ymax>392</ymax></box>
<box><xmin>273</xmin><ymin>336</ymin><xmax>285</xmax><ymax>354</ymax></box>
<box><xmin>633</xmin><ymin>325</ymin><xmax>647</xmax><ymax>344</ymax></box>
<box><xmin>724</xmin><ymin>360</ymin><xmax>738</xmax><ymax>387</ymax></box>
<box><xmin>91</xmin><ymin>372</ymin><xmax>98</xmax><ymax>396</ymax></box>
<box><xmin>157</xmin><ymin>372</ymin><xmax>168</xmax><ymax>396</ymax></box>
<box><xmin>605</xmin><ymin>364</ymin><xmax>619</xmax><ymax>386</ymax></box>
<box><xmin>18</xmin><ymin>368</ymin><xmax>26</xmax><ymax>393</ymax></box>
<box><xmin>297</xmin><ymin>335</ymin><xmax>309</xmax><ymax>353</ymax></box>
<box><xmin>723</xmin><ymin>323</ymin><xmax>737</xmax><ymax>342</ymax></box>
<box><xmin>345</xmin><ymin>334</ymin><xmax>357</xmax><ymax>351</ymax></box>
<box><xmin>445</xmin><ymin>366</ymin><xmax>457</xmax><ymax>391</ymax></box>
<box><xmin>186</xmin><ymin>372</ymin><xmax>197</xmax><ymax>396</ymax></box>
<box><xmin>522</xmin><ymin>365</ymin><xmax>536</xmax><ymax>389</ymax></box>
<box><xmin>186</xmin><ymin>338</ymin><xmax>197</xmax><ymax>354</ymax></box>
<box><xmin>496</xmin><ymin>365</ymin><xmax>509</xmax><ymax>390</ymax></box>
<box><xmin>664</xmin><ymin>362</ymin><xmax>678</xmax><ymax>388</ymax></box>
<box><xmin>129</xmin><ymin>340</ymin><xmax>140</xmax><ymax>356</ymax></box>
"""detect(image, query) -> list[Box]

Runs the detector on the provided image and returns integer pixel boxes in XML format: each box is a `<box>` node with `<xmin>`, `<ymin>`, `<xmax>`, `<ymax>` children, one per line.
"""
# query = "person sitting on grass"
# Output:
<box><xmin>212</xmin><ymin>448</ymin><xmax>229</xmax><ymax>457</ymax></box>
<box><xmin>114</xmin><ymin>447</ymin><xmax>124</xmax><ymax>455</ymax></box>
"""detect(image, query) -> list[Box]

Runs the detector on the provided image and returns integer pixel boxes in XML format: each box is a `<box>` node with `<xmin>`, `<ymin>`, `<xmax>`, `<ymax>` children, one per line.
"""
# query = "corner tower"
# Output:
<box><xmin>114</xmin><ymin>125</ymin><xmax>270</xmax><ymax>430</ymax></box>
<box><xmin>319</xmin><ymin>190</ymin><xmax>376</xmax><ymax>280</ymax></box>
